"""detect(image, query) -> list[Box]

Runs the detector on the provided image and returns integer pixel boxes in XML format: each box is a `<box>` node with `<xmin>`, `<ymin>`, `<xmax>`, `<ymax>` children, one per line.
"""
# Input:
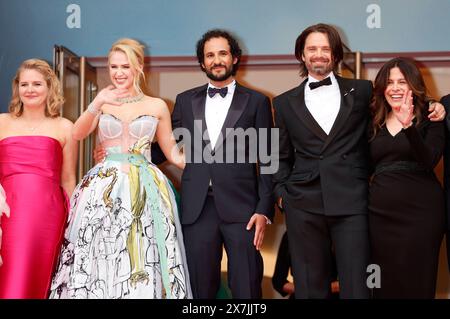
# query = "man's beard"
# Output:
<box><xmin>311</xmin><ymin>65</ymin><xmax>333</xmax><ymax>76</ymax></box>
<box><xmin>204</xmin><ymin>64</ymin><xmax>234</xmax><ymax>82</ymax></box>
<box><xmin>309</xmin><ymin>57</ymin><xmax>333</xmax><ymax>76</ymax></box>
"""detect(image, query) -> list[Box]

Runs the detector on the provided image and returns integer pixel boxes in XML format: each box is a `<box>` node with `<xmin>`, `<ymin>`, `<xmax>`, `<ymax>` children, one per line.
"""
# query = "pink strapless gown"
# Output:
<box><xmin>0</xmin><ymin>136</ymin><xmax>68</xmax><ymax>299</ymax></box>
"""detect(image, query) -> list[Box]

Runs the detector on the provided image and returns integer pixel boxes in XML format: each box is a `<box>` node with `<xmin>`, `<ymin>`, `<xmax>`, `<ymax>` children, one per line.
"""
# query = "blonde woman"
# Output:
<box><xmin>0</xmin><ymin>59</ymin><xmax>77</xmax><ymax>298</ymax></box>
<box><xmin>49</xmin><ymin>38</ymin><xmax>191</xmax><ymax>299</ymax></box>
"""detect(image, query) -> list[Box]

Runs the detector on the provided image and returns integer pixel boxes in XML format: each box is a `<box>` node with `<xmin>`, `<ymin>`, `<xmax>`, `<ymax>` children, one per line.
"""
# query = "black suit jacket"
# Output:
<box><xmin>273</xmin><ymin>75</ymin><xmax>372</xmax><ymax>216</ymax></box>
<box><xmin>163</xmin><ymin>82</ymin><xmax>274</xmax><ymax>225</ymax></box>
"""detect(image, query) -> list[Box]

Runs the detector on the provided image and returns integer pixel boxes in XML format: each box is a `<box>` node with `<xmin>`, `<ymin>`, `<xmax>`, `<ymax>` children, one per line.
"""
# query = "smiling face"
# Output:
<box><xmin>384</xmin><ymin>67</ymin><xmax>411</xmax><ymax>109</ymax></box>
<box><xmin>108</xmin><ymin>50</ymin><xmax>136</xmax><ymax>92</ymax></box>
<box><xmin>302</xmin><ymin>32</ymin><xmax>334</xmax><ymax>80</ymax></box>
<box><xmin>201</xmin><ymin>37</ymin><xmax>237</xmax><ymax>86</ymax></box>
<box><xmin>18</xmin><ymin>69</ymin><xmax>49</xmax><ymax>109</ymax></box>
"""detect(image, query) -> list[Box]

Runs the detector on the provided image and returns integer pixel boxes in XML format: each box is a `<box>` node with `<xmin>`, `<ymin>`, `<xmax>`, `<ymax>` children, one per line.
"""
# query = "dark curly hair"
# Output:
<box><xmin>196</xmin><ymin>29</ymin><xmax>242</xmax><ymax>76</ymax></box>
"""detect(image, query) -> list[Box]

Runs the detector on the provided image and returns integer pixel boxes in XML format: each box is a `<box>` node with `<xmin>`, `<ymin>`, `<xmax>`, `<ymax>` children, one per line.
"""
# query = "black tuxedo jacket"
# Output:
<box><xmin>165</xmin><ymin>82</ymin><xmax>274</xmax><ymax>225</ymax></box>
<box><xmin>273</xmin><ymin>75</ymin><xmax>372</xmax><ymax>216</ymax></box>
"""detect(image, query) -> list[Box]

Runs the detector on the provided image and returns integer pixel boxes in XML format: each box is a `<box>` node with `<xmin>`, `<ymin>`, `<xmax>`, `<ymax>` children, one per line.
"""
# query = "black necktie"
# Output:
<box><xmin>208</xmin><ymin>86</ymin><xmax>228</xmax><ymax>98</ymax></box>
<box><xmin>309</xmin><ymin>77</ymin><xmax>332</xmax><ymax>90</ymax></box>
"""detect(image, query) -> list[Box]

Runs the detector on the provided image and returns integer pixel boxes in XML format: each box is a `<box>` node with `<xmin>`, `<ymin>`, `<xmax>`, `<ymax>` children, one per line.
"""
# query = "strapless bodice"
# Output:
<box><xmin>98</xmin><ymin>113</ymin><xmax>158</xmax><ymax>142</ymax></box>
<box><xmin>0</xmin><ymin>135</ymin><xmax>63</xmax><ymax>183</ymax></box>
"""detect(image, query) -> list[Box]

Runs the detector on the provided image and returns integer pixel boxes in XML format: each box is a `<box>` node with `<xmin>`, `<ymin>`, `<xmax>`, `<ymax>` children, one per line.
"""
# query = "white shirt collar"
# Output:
<box><xmin>304</xmin><ymin>72</ymin><xmax>341</xmax><ymax>135</ymax></box>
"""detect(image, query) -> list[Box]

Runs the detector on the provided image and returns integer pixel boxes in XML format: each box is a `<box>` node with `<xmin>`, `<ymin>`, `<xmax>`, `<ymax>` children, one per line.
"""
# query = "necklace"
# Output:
<box><xmin>29</xmin><ymin>125</ymin><xmax>40</xmax><ymax>132</ymax></box>
<box><xmin>116</xmin><ymin>92</ymin><xmax>145</xmax><ymax>104</ymax></box>
<box><xmin>28</xmin><ymin>121</ymin><xmax>44</xmax><ymax>132</ymax></box>
<box><xmin>22</xmin><ymin>118</ymin><xmax>46</xmax><ymax>132</ymax></box>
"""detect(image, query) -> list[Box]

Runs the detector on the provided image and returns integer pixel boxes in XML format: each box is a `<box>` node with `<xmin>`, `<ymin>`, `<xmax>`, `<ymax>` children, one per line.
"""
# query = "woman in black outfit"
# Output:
<box><xmin>441</xmin><ymin>94</ymin><xmax>450</xmax><ymax>274</ymax></box>
<box><xmin>368</xmin><ymin>57</ymin><xmax>445</xmax><ymax>298</ymax></box>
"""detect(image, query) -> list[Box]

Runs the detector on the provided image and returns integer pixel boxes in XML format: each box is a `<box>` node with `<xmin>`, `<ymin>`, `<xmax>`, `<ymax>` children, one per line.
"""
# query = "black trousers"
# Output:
<box><xmin>182</xmin><ymin>193</ymin><xmax>263</xmax><ymax>299</ymax></box>
<box><xmin>284</xmin><ymin>206</ymin><xmax>370</xmax><ymax>299</ymax></box>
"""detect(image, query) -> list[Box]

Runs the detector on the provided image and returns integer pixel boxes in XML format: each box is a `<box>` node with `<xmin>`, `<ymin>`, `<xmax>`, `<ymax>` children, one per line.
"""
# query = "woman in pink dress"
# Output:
<box><xmin>0</xmin><ymin>59</ymin><xmax>77</xmax><ymax>298</ymax></box>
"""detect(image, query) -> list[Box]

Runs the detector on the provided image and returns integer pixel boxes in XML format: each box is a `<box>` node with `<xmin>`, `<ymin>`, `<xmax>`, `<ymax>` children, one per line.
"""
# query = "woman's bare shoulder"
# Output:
<box><xmin>142</xmin><ymin>96</ymin><xmax>170</xmax><ymax>116</ymax></box>
<box><xmin>0</xmin><ymin>112</ymin><xmax>13</xmax><ymax>121</ymax></box>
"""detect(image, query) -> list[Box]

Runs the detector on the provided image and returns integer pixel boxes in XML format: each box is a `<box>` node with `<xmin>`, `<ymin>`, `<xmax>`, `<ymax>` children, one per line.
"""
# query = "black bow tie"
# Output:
<box><xmin>309</xmin><ymin>77</ymin><xmax>332</xmax><ymax>90</ymax></box>
<box><xmin>208</xmin><ymin>86</ymin><xmax>228</xmax><ymax>98</ymax></box>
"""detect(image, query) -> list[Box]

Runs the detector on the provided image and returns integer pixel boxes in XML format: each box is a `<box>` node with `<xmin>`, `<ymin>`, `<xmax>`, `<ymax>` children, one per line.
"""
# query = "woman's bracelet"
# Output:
<box><xmin>87</xmin><ymin>102</ymin><xmax>101</xmax><ymax>116</ymax></box>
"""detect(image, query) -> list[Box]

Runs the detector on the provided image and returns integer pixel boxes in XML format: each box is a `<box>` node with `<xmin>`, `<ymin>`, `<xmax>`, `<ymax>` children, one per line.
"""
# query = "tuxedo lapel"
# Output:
<box><xmin>321</xmin><ymin>76</ymin><xmax>355</xmax><ymax>151</ymax></box>
<box><xmin>287</xmin><ymin>79</ymin><xmax>328</xmax><ymax>141</ymax></box>
<box><xmin>213</xmin><ymin>83</ymin><xmax>249</xmax><ymax>151</ymax></box>
<box><xmin>191</xmin><ymin>84</ymin><xmax>211</xmax><ymax>146</ymax></box>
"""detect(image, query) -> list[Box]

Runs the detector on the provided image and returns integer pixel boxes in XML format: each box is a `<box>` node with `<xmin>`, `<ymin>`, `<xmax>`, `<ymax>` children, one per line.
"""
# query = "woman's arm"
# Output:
<box><xmin>0</xmin><ymin>183</ymin><xmax>10</xmax><ymax>267</ymax></box>
<box><xmin>392</xmin><ymin>91</ymin><xmax>444</xmax><ymax>169</ymax></box>
<box><xmin>403</xmin><ymin>119</ymin><xmax>445</xmax><ymax>169</ymax></box>
<box><xmin>60</xmin><ymin>118</ymin><xmax>78</xmax><ymax>198</ymax></box>
<box><xmin>72</xmin><ymin>85</ymin><xmax>128</xmax><ymax>141</ymax></box>
<box><xmin>154</xmin><ymin>100</ymin><xmax>185</xmax><ymax>170</ymax></box>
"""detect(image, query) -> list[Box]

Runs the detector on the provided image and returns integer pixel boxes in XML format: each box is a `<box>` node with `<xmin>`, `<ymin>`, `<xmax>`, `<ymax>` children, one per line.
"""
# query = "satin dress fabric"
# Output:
<box><xmin>0</xmin><ymin>136</ymin><xmax>68</xmax><ymax>299</ymax></box>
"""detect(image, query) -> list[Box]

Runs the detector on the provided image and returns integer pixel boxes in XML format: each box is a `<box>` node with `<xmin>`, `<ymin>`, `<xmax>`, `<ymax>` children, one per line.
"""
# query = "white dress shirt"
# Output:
<box><xmin>304</xmin><ymin>72</ymin><xmax>341</xmax><ymax>135</ymax></box>
<box><xmin>205</xmin><ymin>80</ymin><xmax>236</xmax><ymax>149</ymax></box>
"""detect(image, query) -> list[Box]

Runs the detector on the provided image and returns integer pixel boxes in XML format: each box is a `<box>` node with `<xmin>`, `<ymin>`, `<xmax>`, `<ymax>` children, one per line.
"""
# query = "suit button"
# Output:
<box><xmin>319</xmin><ymin>155</ymin><xmax>324</xmax><ymax>160</ymax></box>
<box><xmin>342</xmin><ymin>154</ymin><xmax>348</xmax><ymax>159</ymax></box>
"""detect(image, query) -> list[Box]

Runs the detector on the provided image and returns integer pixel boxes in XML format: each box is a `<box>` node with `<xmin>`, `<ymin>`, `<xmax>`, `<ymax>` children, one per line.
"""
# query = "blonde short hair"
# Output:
<box><xmin>9</xmin><ymin>59</ymin><xmax>64</xmax><ymax>118</ymax></box>
<box><xmin>108</xmin><ymin>38</ymin><xmax>147</xmax><ymax>95</ymax></box>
